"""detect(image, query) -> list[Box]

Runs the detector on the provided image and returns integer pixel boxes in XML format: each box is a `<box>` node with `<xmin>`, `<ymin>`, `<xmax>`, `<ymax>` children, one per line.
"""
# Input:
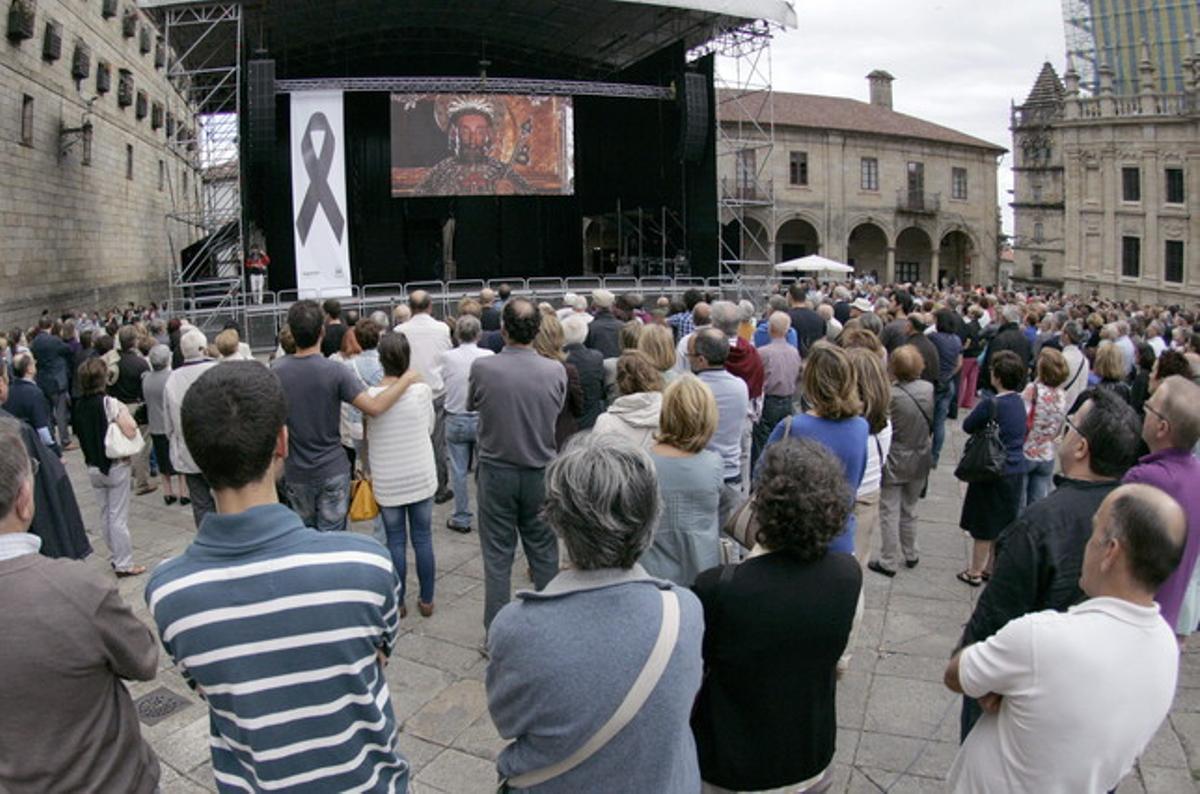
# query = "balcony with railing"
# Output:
<box><xmin>896</xmin><ymin>190</ymin><xmax>940</xmax><ymax>214</ymax></box>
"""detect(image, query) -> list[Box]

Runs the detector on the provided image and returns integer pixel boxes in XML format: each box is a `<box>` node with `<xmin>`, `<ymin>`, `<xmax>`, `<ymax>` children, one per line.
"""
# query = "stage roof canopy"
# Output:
<box><xmin>143</xmin><ymin>0</ymin><xmax>795</xmax><ymax>91</ymax></box>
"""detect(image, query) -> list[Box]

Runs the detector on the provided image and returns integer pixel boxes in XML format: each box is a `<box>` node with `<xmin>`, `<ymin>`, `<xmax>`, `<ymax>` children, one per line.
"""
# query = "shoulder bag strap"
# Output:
<box><xmin>898</xmin><ymin>385</ymin><xmax>933</xmax><ymax>434</ymax></box>
<box><xmin>1063</xmin><ymin>356</ymin><xmax>1085</xmax><ymax>392</ymax></box>
<box><xmin>504</xmin><ymin>589</ymin><xmax>681</xmax><ymax>791</ymax></box>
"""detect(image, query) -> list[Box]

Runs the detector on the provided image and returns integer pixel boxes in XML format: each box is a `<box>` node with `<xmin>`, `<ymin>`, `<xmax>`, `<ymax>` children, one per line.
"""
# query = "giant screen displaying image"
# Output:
<box><xmin>390</xmin><ymin>94</ymin><xmax>574</xmax><ymax>197</ymax></box>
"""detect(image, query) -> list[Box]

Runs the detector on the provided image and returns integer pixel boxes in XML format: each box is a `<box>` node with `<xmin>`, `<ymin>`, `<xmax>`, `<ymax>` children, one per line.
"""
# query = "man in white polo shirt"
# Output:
<box><xmin>396</xmin><ymin>289</ymin><xmax>454</xmax><ymax>503</ymax></box>
<box><xmin>943</xmin><ymin>483</ymin><xmax>1186</xmax><ymax>793</ymax></box>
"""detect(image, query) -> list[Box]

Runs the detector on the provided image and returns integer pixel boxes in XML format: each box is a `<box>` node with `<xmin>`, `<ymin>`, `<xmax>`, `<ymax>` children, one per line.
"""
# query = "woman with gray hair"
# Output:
<box><xmin>486</xmin><ymin>433</ymin><xmax>704</xmax><ymax>793</ymax></box>
<box><xmin>141</xmin><ymin>345</ymin><xmax>188</xmax><ymax>507</ymax></box>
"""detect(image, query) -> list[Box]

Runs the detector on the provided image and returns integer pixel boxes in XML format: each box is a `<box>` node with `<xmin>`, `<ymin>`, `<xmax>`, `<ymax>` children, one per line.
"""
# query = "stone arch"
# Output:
<box><xmin>846</xmin><ymin>222</ymin><xmax>888</xmax><ymax>282</ymax></box>
<box><xmin>894</xmin><ymin>226</ymin><xmax>933</xmax><ymax>284</ymax></box>
<box><xmin>938</xmin><ymin>229</ymin><xmax>976</xmax><ymax>286</ymax></box>
<box><xmin>775</xmin><ymin>216</ymin><xmax>821</xmax><ymax>262</ymax></box>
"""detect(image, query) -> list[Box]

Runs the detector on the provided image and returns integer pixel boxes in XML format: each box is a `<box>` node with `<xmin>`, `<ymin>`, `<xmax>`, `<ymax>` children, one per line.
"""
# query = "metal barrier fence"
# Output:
<box><xmin>184</xmin><ymin>275</ymin><xmax>775</xmax><ymax>353</ymax></box>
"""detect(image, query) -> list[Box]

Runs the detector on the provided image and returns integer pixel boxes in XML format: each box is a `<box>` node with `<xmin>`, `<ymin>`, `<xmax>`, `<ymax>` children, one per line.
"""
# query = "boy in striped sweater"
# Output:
<box><xmin>145</xmin><ymin>361</ymin><xmax>409</xmax><ymax>793</ymax></box>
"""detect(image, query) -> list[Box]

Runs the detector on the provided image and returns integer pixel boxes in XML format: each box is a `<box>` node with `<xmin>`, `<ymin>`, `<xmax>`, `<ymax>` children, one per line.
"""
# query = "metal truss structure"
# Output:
<box><xmin>699</xmin><ymin>20</ymin><xmax>777</xmax><ymax>286</ymax></box>
<box><xmin>157</xmin><ymin>1</ymin><xmax>243</xmax><ymax>330</ymax></box>
<box><xmin>276</xmin><ymin>76</ymin><xmax>673</xmax><ymax>100</ymax></box>
<box><xmin>1062</xmin><ymin>0</ymin><xmax>1098</xmax><ymax>93</ymax></box>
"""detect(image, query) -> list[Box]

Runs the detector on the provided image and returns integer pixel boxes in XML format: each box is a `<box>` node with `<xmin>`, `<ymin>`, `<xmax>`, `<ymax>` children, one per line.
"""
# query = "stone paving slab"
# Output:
<box><xmin>55</xmin><ymin>418</ymin><xmax>1200</xmax><ymax>792</ymax></box>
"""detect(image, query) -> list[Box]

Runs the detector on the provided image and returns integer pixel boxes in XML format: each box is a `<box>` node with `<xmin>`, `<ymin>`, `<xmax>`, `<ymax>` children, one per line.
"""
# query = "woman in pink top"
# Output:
<box><xmin>1021</xmin><ymin>348</ymin><xmax>1069</xmax><ymax>511</ymax></box>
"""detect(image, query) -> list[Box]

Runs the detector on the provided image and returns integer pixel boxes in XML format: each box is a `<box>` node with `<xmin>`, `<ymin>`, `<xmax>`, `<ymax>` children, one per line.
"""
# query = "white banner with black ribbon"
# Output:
<box><xmin>290</xmin><ymin>90</ymin><xmax>352</xmax><ymax>299</ymax></box>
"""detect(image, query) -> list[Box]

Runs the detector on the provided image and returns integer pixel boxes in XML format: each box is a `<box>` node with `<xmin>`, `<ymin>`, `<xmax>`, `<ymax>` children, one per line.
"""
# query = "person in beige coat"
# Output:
<box><xmin>592</xmin><ymin>351</ymin><xmax>664</xmax><ymax>449</ymax></box>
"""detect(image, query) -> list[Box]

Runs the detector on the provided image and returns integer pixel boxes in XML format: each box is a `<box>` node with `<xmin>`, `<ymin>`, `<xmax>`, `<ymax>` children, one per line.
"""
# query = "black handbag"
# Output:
<box><xmin>954</xmin><ymin>397</ymin><xmax>1006</xmax><ymax>483</ymax></box>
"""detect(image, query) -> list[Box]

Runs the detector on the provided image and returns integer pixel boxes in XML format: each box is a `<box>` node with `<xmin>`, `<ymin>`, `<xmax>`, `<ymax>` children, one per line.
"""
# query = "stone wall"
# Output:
<box><xmin>0</xmin><ymin>0</ymin><xmax>199</xmax><ymax>328</ymax></box>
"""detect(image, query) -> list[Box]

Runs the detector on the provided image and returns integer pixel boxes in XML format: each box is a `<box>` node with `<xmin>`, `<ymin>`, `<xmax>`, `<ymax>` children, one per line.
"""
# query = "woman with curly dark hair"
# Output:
<box><xmin>691</xmin><ymin>438</ymin><xmax>863</xmax><ymax>794</ymax></box>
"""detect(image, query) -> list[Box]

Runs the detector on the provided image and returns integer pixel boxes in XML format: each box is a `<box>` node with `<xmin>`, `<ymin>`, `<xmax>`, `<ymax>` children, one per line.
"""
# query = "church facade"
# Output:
<box><xmin>1011</xmin><ymin>54</ymin><xmax>1200</xmax><ymax>302</ymax></box>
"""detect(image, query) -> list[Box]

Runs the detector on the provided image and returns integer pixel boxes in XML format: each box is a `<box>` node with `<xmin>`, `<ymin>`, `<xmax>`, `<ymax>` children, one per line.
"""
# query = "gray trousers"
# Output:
<box><xmin>432</xmin><ymin>395</ymin><xmax>449</xmax><ymax>494</ymax></box>
<box><xmin>477</xmin><ymin>461</ymin><xmax>560</xmax><ymax>631</ymax></box>
<box><xmin>50</xmin><ymin>390</ymin><xmax>71</xmax><ymax>445</ymax></box>
<box><xmin>87</xmin><ymin>462</ymin><xmax>133</xmax><ymax>571</ymax></box>
<box><xmin>184</xmin><ymin>473</ymin><xmax>216</xmax><ymax>530</ymax></box>
<box><xmin>877</xmin><ymin>479</ymin><xmax>923</xmax><ymax>570</ymax></box>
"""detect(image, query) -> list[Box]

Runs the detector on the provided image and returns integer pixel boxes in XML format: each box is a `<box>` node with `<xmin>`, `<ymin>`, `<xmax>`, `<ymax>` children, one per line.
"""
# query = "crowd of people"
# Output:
<box><xmin>1</xmin><ymin>278</ymin><xmax>1199</xmax><ymax>792</ymax></box>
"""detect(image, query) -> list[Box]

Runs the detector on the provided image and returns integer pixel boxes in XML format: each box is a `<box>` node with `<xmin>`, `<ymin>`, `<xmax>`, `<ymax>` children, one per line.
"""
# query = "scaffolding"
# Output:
<box><xmin>1062</xmin><ymin>0</ymin><xmax>1200</xmax><ymax>95</ymax></box>
<box><xmin>692</xmin><ymin>20</ymin><xmax>777</xmax><ymax>290</ymax></box>
<box><xmin>1062</xmin><ymin>0</ymin><xmax>1098</xmax><ymax>93</ymax></box>
<box><xmin>157</xmin><ymin>1</ymin><xmax>243</xmax><ymax>331</ymax></box>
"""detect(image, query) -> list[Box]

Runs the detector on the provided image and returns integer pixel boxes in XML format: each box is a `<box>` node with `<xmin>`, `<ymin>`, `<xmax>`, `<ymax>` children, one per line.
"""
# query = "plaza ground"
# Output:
<box><xmin>65</xmin><ymin>421</ymin><xmax>1200</xmax><ymax>793</ymax></box>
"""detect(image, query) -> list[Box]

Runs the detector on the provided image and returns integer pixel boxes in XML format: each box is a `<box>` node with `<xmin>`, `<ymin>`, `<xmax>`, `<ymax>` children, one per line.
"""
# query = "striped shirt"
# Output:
<box><xmin>365</xmin><ymin>382</ymin><xmax>436</xmax><ymax>507</ymax></box>
<box><xmin>145</xmin><ymin>504</ymin><xmax>408</xmax><ymax>793</ymax></box>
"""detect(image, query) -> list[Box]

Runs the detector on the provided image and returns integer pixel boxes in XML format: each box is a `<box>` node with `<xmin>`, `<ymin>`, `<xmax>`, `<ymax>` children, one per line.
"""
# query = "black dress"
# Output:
<box><xmin>959</xmin><ymin>393</ymin><xmax>1028</xmax><ymax>541</ymax></box>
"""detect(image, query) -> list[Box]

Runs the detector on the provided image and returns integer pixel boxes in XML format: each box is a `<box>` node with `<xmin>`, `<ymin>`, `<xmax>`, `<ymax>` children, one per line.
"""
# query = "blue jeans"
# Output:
<box><xmin>932</xmin><ymin>381</ymin><xmax>954</xmax><ymax>467</ymax></box>
<box><xmin>1021</xmin><ymin>458</ymin><xmax>1055</xmax><ymax>512</ymax></box>
<box><xmin>287</xmin><ymin>472</ymin><xmax>351</xmax><ymax>532</ymax></box>
<box><xmin>380</xmin><ymin>498</ymin><xmax>435</xmax><ymax>606</ymax></box>
<box><xmin>444</xmin><ymin>413</ymin><xmax>479</xmax><ymax>528</ymax></box>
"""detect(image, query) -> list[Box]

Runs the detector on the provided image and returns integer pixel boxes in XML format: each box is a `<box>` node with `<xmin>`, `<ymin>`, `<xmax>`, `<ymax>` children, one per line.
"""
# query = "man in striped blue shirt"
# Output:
<box><xmin>145</xmin><ymin>362</ymin><xmax>409</xmax><ymax>793</ymax></box>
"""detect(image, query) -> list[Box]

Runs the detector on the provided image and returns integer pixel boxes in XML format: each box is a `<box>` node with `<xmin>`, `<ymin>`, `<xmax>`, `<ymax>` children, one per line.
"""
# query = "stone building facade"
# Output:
<box><xmin>1</xmin><ymin>0</ymin><xmax>199</xmax><ymax>326</ymax></box>
<box><xmin>1012</xmin><ymin>56</ymin><xmax>1200</xmax><ymax>302</ymax></box>
<box><xmin>719</xmin><ymin>73</ymin><xmax>1004</xmax><ymax>286</ymax></box>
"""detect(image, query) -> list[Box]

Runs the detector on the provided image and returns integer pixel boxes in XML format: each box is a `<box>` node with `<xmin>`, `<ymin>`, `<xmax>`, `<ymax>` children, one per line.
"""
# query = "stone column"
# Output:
<box><xmin>929</xmin><ymin>249</ymin><xmax>940</xmax><ymax>286</ymax></box>
<box><xmin>886</xmin><ymin>246</ymin><xmax>896</xmax><ymax>284</ymax></box>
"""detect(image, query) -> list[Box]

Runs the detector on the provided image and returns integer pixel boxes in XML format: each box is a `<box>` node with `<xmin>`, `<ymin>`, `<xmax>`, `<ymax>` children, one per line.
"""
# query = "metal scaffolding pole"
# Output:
<box><xmin>156</xmin><ymin>1</ymin><xmax>243</xmax><ymax>330</ymax></box>
<box><xmin>694</xmin><ymin>20</ymin><xmax>777</xmax><ymax>292</ymax></box>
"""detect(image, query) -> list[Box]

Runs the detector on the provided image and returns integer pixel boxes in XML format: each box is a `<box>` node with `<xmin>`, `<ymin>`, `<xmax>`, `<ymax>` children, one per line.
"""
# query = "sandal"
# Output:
<box><xmin>956</xmin><ymin>570</ymin><xmax>983</xmax><ymax>587</ymax></box>
<box><xmin>981</xmin><ymin>570</ymin><xmax>992</xmax><ymax>582</ymax></box>
<box><xmin>115</xmin><ymin>565</ymin><xmax>147</xmax><ymax>577</ymax></box>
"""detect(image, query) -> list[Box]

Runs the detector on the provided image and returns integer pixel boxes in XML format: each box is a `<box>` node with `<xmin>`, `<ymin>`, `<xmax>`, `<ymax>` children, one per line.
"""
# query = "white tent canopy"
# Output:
<box><xmin>773</xmin><ymin>255</ymin><xmax>854</xmax><ymax>274</ymax></box>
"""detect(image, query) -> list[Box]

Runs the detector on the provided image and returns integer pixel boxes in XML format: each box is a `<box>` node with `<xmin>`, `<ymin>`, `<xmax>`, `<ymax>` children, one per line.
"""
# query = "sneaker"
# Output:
<box><xmin>433</xmin><ymin>489</ymin><xmax>454</xmax><ymax>505</ymax></box>
<box><xmin>445</xmin><ymin>519</ymin><xmax>472</xmax><ymax>534</ymax></box>
<box><xmin>164</xmin><ymin>495</ymin><xmax>177</xmax><ymax>505</ymax></box>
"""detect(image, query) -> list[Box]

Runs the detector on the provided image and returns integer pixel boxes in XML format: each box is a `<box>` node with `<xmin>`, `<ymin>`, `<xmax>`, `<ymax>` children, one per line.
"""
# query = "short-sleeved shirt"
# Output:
<box><xmin>948</xmin><ymin>597</ymin><xmax>1177</xmax><ymax>793</ymax></box>
<box><xmin>929</xmin><ymin>331</ymin><xmax>963</xmax><ymax>385</ymax></box>
<box><xmin>271</xmin><ymin>354</ymin><xmax>364</xmax><ymax>483</ymax></box>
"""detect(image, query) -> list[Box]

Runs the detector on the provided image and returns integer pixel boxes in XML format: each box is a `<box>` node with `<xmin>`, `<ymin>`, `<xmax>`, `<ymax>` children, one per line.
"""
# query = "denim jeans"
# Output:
<box><xmin>287</xmin><ymin>472</ymin><xmax>352</xmax><ymax>532</ymax></box>
<box><xmin>444</xmin><ymin>413</ymin><xmax>479</xmax><ymax>528</ymax></box>
<box><xmin>1021</xmin><ymin>458</ymin><xmax>1055</xmax><ymax>512</ymax></box>
<box><xmin>380</xmin><ymin>498</ymin><xmax>435</xmax><ymax>606</ymax></box>
<box><xmin>932</xmin><ymin>382</ymin><xmax>954</xmax><ymax>467</ymax></box>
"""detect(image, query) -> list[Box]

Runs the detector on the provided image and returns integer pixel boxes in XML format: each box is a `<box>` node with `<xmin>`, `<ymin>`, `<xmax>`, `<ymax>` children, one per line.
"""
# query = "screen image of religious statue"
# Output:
<box><xmin>390</xmin><ymin>94</ymin><xmax>574</xmax><ymax>197</ymax></box>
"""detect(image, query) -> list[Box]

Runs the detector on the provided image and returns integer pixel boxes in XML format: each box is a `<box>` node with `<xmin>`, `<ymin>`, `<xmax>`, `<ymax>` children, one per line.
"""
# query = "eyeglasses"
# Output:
<box><xmin>1061</xmin><ymin>415</ymin><xmax>1084</xmax><ymax>440</ymax></box>
<box><xmin>1144</xmin><ymin>401</ymin><xmax>1168</xmax><ymax>424</ymax></box>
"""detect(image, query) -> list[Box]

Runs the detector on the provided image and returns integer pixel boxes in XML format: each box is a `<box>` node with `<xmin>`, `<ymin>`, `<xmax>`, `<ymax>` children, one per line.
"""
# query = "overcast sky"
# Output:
<box><xmin>765</xmin><ymin>0</ymin><xmax>1067</xmax><ymax>234</ymax></box>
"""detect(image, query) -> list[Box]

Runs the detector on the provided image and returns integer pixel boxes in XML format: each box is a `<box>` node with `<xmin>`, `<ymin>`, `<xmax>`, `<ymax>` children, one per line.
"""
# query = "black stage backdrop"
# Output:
<box><xmin>250</xmin><ymin>49</ymin><xmax>715</xmax><ymax>292</ymax></box>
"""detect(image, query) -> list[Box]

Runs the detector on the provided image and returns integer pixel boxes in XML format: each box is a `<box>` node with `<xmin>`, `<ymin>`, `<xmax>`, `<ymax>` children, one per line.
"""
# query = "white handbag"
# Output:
<box><xmin>103</xmin><ymin>397</ymin><xmax>145</xmax><ymax>459</ymax></box>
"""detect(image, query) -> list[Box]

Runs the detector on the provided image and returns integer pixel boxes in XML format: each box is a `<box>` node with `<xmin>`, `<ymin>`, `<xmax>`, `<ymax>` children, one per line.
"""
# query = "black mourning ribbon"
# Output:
<box><xmin>296</xmin><ymin>112</ymin><xmax>345</xmax><ymax>245</ymax></box>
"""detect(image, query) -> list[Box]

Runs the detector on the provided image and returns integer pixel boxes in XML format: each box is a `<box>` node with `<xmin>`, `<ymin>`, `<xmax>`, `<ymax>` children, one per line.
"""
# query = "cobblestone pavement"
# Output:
<box><xmin>63</xmin><ymin>420</ymin><xmax>1200</xmax><ymax>793</ymax></box>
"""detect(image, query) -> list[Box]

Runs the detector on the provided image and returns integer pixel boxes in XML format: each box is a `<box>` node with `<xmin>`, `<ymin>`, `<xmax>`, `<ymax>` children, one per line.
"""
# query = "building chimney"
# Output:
<box><xmin>867</xmin><ymin>69</ymin><xmax>895</xmax><ymax>109</ymax></box>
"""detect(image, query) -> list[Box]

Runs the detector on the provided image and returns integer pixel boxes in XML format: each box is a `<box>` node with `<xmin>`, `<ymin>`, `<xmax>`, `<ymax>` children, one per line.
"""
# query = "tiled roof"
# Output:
<box><xmin>1023</xmin><ymin>62</ymin><xmax>1064</xmax><ymax>107</ymax></box>
<box><xmin>718</xmin><ymin>89</ymin><xmax>1007</xmax><ymax>152</ymax></box>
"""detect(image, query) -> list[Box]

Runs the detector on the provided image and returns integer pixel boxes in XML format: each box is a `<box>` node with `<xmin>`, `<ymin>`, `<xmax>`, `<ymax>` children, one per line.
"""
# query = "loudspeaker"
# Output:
<box><xmin>678</xmin><ymin>71</ymin><xmax>709</xmax><ymax>164</ymax></box>
<box><xmin>245</xmin><ymin>58</ymin><xmax>276</xmax><ymax>158</ymax></box>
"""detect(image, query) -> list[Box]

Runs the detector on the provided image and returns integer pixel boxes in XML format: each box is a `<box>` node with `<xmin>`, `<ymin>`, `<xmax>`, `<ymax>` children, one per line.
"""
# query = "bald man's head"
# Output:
<box><xmin>409</xmin><ymin>290</ymin><xmax>432</xmax><ymax>314</ymax></box>
<box><xmin>1083</xmin><ymin>483</ymin><xmax>1187</xmax><ymax>597</ymax></box>
<box><xmin>691</xmin><ymin>302</ymin><xmax>711</xmax><ymax>328</ymax></box>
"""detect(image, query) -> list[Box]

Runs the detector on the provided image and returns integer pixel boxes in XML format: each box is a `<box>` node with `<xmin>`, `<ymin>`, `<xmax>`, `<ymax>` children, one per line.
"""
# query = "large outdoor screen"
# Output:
<box><xmin>390</xmin><ymin>94</ymin><xmax>574</xmax><ymax>197</ymax></box>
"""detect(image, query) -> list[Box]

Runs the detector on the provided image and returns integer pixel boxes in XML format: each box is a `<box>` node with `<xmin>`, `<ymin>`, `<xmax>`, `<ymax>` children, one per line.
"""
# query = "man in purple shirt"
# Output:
<box><xmin>1124</xmin><ymin>375</ymin><xmax>1200</xmax><ymax>636</ymax></box>
<box><xmin>753</xmin><ymin>312</ymin><xmax>800</xmax><ymax>466</ymax></box>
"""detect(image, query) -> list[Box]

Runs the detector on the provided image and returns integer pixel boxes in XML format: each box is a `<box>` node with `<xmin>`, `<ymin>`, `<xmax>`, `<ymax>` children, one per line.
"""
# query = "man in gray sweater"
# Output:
<box><xmin>469</xmin><ymin>298</ymin><xmax>567</xmax><ymax>630</ymax></box>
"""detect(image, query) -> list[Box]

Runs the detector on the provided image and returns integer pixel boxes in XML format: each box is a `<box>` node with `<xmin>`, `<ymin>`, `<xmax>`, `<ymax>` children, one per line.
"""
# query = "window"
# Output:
<box><xmin>158</xmin><ymin>160</ymin><xmax>164</xmax><ymax>191</ymax></box>
<box><xmin>789</xmin><ymin>151</ymin><xmax>808</xmax><ymax>186</ymax></box>
<box><xmin>20</xmin><ymin>95</ymin><xmax>33</xmax><ymax>147</ymax></box>
<box><xmin>125</xmin><ymin>144</ymin><xmax>134</xmax><ymax>180</ymax></box>
<box><xmin>1032</xmin><ymin>259</ymin><xmax>1044</xmax><ymax>279</ymax></box>
<box><xmin>1165</xmin><ymin>168</ymin><xmax>1185</xmax><ymax>204</ymax></box>
<box><xmin>896</xmin><ymin>261</ymin><xmax>919</xmax><ymax>282</ymax></box>
<box><xmin>951</xmin><ymin>167</ymin><xmax>968</xmax><ymax>200</ymax></box>
<box><xmin>1033</xmin><ymin>222</ymin><xmax>1044</xmax><ymax>243</ymax></box>
<box><xmin>1165</xmin><ymin>240</ymin><xmax>1185</xmax><ymax>284</ymax></box>
<box><xmin>860</xmin><ymin>157</ymin><xmax>878</xmax><ymax>191</ymax></box>
<box><xmin>1122</xmin><ymin>167</ymin><xmax>1141</xmax><ymax>202</ymax></box>
<box><xmin>1032</xmin><ymin>183</ymin><xmax>1043</xmax><ymax>202</ymax></box>
<box><xmin>1121</xmin><ymin>236</ymin><xmax>1140</xmax><ymax>277</ymax></box>
<box><xmin>735</xmin><ymin>149</ymin><xmax>756</xmax><ymax>199</ymax></box>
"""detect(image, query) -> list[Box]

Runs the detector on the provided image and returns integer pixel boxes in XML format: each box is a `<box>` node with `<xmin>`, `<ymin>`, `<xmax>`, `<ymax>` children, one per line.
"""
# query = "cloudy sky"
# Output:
<box><xmin>766</xmin><ymin>0</ymin><xmax>1067</xmax><ymax>233</ymax></box>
